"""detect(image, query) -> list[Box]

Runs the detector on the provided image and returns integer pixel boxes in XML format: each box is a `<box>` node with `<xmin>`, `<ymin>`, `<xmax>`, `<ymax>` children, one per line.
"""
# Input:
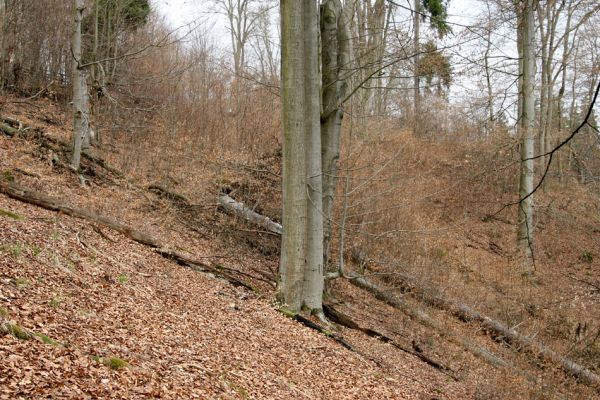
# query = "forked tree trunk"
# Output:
<box><xmin>517</xmin><ymin>0</ymin><xmax>536</xmax><ymax>271</ymax></box>
<box><xmin>71</xmin><ymin>0</ymin><xmax>89</xmax><ymax>171</ymax></box>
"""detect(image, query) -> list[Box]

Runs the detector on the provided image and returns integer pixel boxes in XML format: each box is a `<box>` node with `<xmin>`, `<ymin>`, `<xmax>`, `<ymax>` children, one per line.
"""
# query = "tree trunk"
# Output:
<box><xmin>302</xmin><ymin>0</ymin><xmax>324</xmax><ymax>315</ymax></box>
<box><xmin>0</xmin><ymin>0</ymin><xmax>6</xmax><ymax>92</ymax></box>
<box><xmin>413</xmin><ymin>0</ymin><xmax>420</xmax><ymax>136</ymax></box>
<box><xmin>320</xmin><ymin>0</ymin><xmax>352</xmax><ymax>272</ymax></box>
<box><xmin>517</xmin><ymin>0</ymin><xmax>536</xmax><ymax>271</ymax></box>
<box><xmin>279</xmin><ymin>0</ymin><xmax>308</xmax><ymax>312</ymax></box>
<box><xmin>71</xmin><ymin>0</ymin><xmax>89</xmax><ymax>171</ymax></box>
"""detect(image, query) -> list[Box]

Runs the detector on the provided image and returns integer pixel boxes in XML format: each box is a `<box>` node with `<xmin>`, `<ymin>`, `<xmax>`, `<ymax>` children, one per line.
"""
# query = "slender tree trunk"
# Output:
<box><xmin>517</xmin><ymin>0</ymin><xmax>536</xmax><ymax>271</ymax></box>
<box><xmin>71</xmin><ymin>0</ymin><xmax>89</xmax><ymax>171</ymax></box>
<box><xmin>0</xmin><ymin>0</ymin><xmax>6</xmax><ymax>92</ymax></box>
<box><xmin>413</xmin><ymin>0</ymin><xmax>420</xmax><ymax>135</ymax></box>
<box><xmin>279</xmin><ymin>0</ymin><xmax>308</xmax><ymax>312</ymax></box>
<box><xmin>302</xmin><ymin>0</ymin><xmax>324</xmax><ymax>315</ymax></box>
<box><xmin>321</xmin><ymin>0</ymin><xmax>352</xmax><ymax>272</ymax></box>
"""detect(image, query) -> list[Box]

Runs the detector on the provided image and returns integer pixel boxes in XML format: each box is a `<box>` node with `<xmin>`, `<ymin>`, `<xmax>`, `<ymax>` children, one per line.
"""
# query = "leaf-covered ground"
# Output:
<box><xmin>1</xmin><ymin>96</ymin><xmax>598</xmax><ymax>399</ymax></box>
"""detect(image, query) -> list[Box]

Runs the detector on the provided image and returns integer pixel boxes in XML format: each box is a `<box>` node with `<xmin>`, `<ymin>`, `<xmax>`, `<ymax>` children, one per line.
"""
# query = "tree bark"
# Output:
<box><xmin>279</xmin><ymin>0</ymin><xmax>308</xmax><ymax>312</ymax></box>
<box><xmin>413</xmin><ymin>0</ymin><xmax>420</xmax><ymax>136</ymax></box>
<box><xmin>71</xmin><ymin>0</ymin><xmax>89</xmax><ymax>171</ymax></box>
<box><xmin>517</xmin><ymin>0</ymin><xmax>535</xmax><ymax>270</ymax></box>
<box><xmin>302</xmin><ymin>0</ymin><xmax>324</xmax><ymax>315</ymax></box>
<box><xmin>320</xmin><ymin>0</ymin><xmax>352</xmax><ymax>272</ymax></box>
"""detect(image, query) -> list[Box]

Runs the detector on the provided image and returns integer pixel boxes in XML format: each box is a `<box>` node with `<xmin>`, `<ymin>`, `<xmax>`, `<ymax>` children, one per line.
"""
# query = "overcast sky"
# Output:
<box><xmin>153</xmin><ymin>0</ymin><xmax>484</xmax><ymax>43</ymax></box>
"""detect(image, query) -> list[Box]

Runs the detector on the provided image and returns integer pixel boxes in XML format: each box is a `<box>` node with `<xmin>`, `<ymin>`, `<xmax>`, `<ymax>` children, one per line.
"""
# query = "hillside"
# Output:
<box><xmin>1</xmin><ymin>96</ymin><xmax>599</xmax><ymax>399</ymax></box>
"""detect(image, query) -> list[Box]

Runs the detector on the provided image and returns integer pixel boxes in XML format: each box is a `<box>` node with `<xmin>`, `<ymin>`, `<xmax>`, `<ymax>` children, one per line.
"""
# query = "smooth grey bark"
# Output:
<box><xmin>279</xmin><ymin>0</ymin><xmax>308</xmax><ymax>312</ymax></box>
<box><xmin>517</xmin><ymin>0</ymin><xmax>536</xmax><ymax>270</ymax></box>
<box><xmin>279</xmin><ymin>0</ymin><xmax>325</xmax><ymax>315</ymax></box>
<box><xmin>320</xmin><ymin>0</ymin><xmax>352</xmax><ymax>272</ymax></box>
<box><xmin>302</xmin><ymin>0</ymin><xmax>324</xmax><ymax>314</ymax></box>
<box><xmin>71</xmin><ymin>0</ymin><xmax>89</xmax><ymax>171</ymax></box>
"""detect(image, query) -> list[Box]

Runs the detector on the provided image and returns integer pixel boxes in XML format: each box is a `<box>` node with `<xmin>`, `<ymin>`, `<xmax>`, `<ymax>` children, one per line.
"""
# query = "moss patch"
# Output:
<box><xmin>0</xmin><ymin>208</ymin><xmax>24</xmax><ymax>220</ymax></box>
<box><xmin>102</xmin><ymin>357</ymin><xmax>129</xmax><ymax>370</ymax></box>
<box><xmin>7</xmin><ymin>323</ymin><xmax>30</xmax><ymax>340</ymax></box>
<box><xmin>35</xmin><ymin>333</ymin><xmax>59</xmax><ymax>346</ymax></box>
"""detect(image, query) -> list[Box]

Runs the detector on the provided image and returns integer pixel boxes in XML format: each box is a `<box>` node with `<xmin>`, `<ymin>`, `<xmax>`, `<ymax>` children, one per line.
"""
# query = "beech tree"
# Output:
<box><xmin>517</xmin><ymin>0</ymin><xmax>536</xmax><ymax>271</ymax></box>
<box><xmin>279</xmin><ymin>0</ymin><xmax>323</xmax><ymax>316</ymax></box>
<box><xmin>71</xmin><ymin>0</ymin><xmax>90</xmax><ymax>171</ymax></box>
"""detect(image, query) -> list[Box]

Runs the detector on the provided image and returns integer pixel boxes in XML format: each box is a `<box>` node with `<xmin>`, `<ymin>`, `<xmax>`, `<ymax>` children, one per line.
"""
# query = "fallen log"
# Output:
<box><xmin>218</xmin><ymin>194</ymin><xmax>282</xmax><ymax>235</ymax></box>
<box><xmin>352</xmin><ymin>251</ymin><xmax>600</xmax><ymax>389</ymax></box>
<box><xmin>0</xmin><ymin>179</ymin><xmax>254</xmax><ymax>291</ymax></box>
<box><xmin>323</xmin><ymin>303</ymin><xmax>458</xmax><ymax>380</ymax></box>
<box><xmin>0</xmin><ymin>122</ymin><xmax>18</xmax><ymax>137</ymax></box>
<box><xmin>347</xmin><ymin>274</ymin><xmax>514</xmax><ymax>370</ymax></box>
<box><xmin>149</xmin><ymin>184</ymin><xmax>190</xmax><ymax>204</ymax></box>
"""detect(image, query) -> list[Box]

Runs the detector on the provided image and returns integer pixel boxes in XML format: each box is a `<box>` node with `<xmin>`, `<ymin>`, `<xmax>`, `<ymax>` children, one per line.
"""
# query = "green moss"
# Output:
<box><xmin>1</xmin><ymin>243</ymin><xmax>23</xmax><ymax>258</ymax></box>
<box><xmin>580</xmin><ymin>251</ymin><xmax>593</xmax><ymax>264</ymax></box>
<box><xmin>0</xmin><ymin>208</ymin><xmax>23</xmax><ymax>220</ymax></box>
<box><xmin>117</xmin><ymin>274</ymin><xmax>128</xmax><ymax>284</ymax></box>
<box><xmin>2</xmin><ymin>170</ymin><xmax>14</xmax><ymax>182</ymax></box>
<box><xmin>32</xmin><ymin>246</ymin><xmax>42</xmax><ymax>257</ymax></box>
<box><xmin>278</xmin><ymin>307</ymin><xmax>297</xmax><ymax>319</ymax></box>
<box><xmin>14</xmin><ymin>277</ymin><xmax>30</xmax><ymax>288</ymax></box>
<box><xmin>103</xmin><ymin>357</ymin><xmax>128</xmax><ymax>370</ymax></box>
<box><xmin>48</xmin><ymin>296</ymin><xmax>61</xmax><ymax>308</ymax></box>
<box><xmin>35</xmin><ymin>333</ymin><xmax>59</xmax><ymax>346</ymax></box>
<box><xmin>8</xmin><ymin>324</ymin><xmax>30</xmax><ymax>340</ymax></box>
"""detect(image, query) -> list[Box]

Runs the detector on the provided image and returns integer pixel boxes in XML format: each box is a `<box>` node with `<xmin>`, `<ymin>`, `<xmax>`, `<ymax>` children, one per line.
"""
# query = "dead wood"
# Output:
<box><xmin>350</xmin><ymin>268</ymin><xmax>600</xmax><ymax>389</ymax></box>
<box><xmin>0</xmin><ymin>179</ymin><xmax>256</xmax><ymax>292</ymax></box>
<box><xmin>1</xmin><ymin>122</ymin><xmax>18</xmax><ymax>137</ymax></box>
<box><xmin>218</xmin><ymin>194</ymin><xmax>282</xmax><ymax>235</ymax></box>
<box><xmin>323</xmin><ymin>303</ymin><xmax>458</xmax><ymax>380</ymax></box>
<box><xmin>148</xmin><ymin>184</ymin><xmax>190</xmax><ymax>204</ymax></box>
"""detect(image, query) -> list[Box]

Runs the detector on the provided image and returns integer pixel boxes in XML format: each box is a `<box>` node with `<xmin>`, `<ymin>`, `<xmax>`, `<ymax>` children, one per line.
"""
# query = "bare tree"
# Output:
<box><xmin>517</xmin><ymin>0</ymin><xmax>536</xmax><ymax>271</ymax></box>
<box><xmin>71</xmin><ymin>0</ymin><xmax>90</xmax><ymax>171</ymax></box>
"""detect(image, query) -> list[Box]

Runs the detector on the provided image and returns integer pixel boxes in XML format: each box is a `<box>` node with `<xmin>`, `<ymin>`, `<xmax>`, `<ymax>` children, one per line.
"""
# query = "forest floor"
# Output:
<box><xmin>1</xmin><ymin>95</ymin><xmax>599</xmax><ymax>399</ymax></box>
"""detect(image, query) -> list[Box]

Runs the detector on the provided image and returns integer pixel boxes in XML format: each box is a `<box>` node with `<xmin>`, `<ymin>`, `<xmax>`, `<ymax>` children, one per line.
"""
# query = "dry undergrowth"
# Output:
<box><xmin>1</xmin><ymin>94</ymin><xmax>599</xmax><ymax>398</ymax></box>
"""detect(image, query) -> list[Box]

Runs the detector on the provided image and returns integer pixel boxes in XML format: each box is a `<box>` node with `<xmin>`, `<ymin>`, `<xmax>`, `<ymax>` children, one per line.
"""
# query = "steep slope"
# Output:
<box><xmin>0</xmin><ymin>98</ymin><xmax>468</xmax><ymax>399</ymax></box>
<box><xmin>2</xmin><ymin>96</ymin><xmax>599</xmax><ymax>399</ymax></box>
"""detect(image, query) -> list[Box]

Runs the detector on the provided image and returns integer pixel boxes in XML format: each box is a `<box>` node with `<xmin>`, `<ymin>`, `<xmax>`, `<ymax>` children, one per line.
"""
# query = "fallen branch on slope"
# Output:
<box><xmin>323</xmin><ymin>303</ymin><xmax>458</xmax><ymax>380</ymax></box>
<box><xmin>350</xmin><ymin>271</ymin><xmax>600</xmax><ymax>389</ymax></box>
<box><xmin>218</xmin><ymin>194</ymin><xmax>282</xmax><ymax>235</ymax></box>
<box><xmin>0</xmin><ymin>179</ymin><xmax>255</xmax><ymax>291</ymax></box>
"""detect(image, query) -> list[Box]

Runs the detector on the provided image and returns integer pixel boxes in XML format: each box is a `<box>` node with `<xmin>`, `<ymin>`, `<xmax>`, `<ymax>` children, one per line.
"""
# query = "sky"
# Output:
<box><xmin>153</xmin><ymin>0</ymin><xmax>485</xmax><ymax>45</ymax></box>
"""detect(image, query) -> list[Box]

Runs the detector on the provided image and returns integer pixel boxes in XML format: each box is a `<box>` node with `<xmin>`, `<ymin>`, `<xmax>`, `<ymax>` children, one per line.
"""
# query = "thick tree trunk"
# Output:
<box><xmin>71</xmin><ymin>0</ymin><xmax>89</xmax><ymax>171</ymax></box>
<box><xmin>517</xmin><ymin>0</ymin><xmax>535</xmax><ymax>271</ymax></box>
<box><xmin>279</xmin><ymin>0</ymin><xmax>308</xmax><ymax>312</ymax></box>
